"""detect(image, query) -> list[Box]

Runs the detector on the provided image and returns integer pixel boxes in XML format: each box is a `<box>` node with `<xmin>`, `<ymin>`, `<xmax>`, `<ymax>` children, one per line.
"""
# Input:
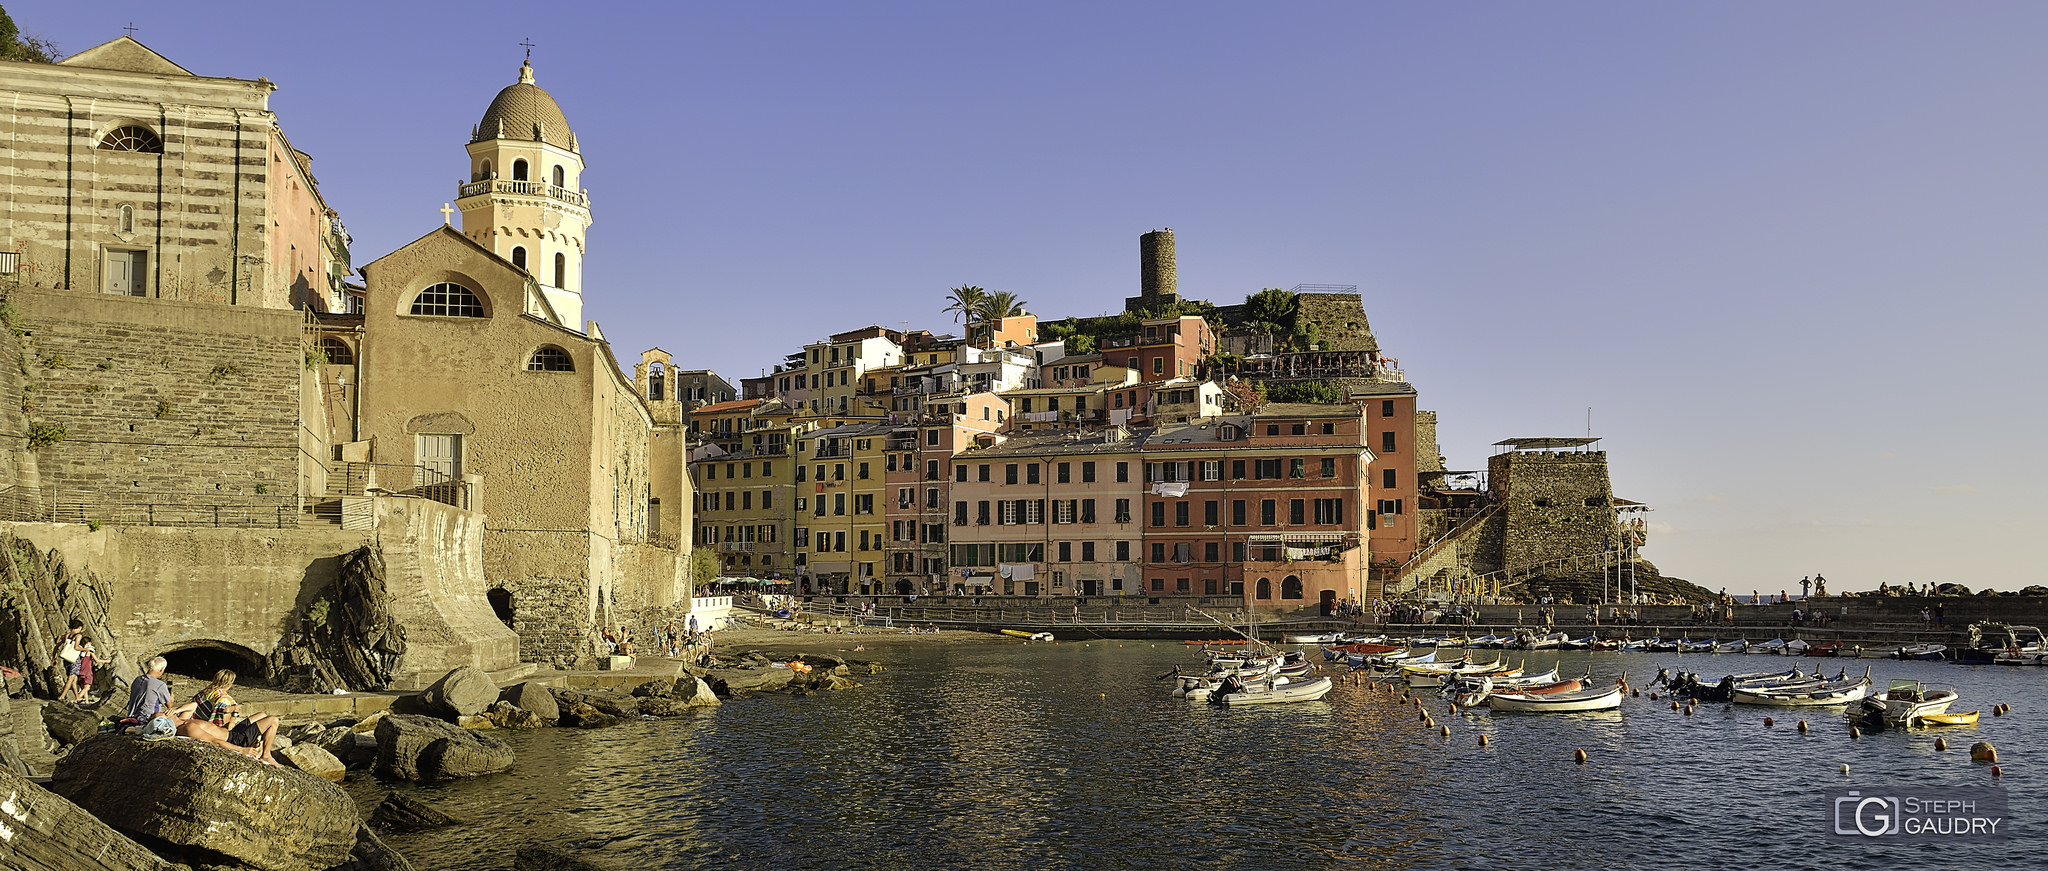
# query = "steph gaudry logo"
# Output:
<box><xmin>1827</xmin><ymin>787</ymin><xmax>2009</xmax><ymax>841</ymax></box>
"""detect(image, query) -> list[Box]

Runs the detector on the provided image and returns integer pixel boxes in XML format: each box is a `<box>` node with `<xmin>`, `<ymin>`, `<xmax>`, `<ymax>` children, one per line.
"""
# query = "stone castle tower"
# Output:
<box><xmin>1125</xmin><ymin>228</ymin><xmax>1180</xmax><ymax>312</ymax></box>
<box><xmin>457</xmin><ymin>59</ymin><xmax>593</xmax><ymax>330</ymax></box>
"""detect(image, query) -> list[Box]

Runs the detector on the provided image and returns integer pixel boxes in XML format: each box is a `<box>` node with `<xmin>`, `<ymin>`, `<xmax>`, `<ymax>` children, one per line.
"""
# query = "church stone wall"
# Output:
<box><xmin>10</xmin><ymin>288</ymin><xmax>302</xmax><ymax>506</ymax></box>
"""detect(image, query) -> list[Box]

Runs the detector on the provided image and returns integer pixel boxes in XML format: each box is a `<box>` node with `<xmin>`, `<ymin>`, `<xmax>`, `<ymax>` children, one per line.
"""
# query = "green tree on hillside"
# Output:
<box><xmin>943</xmin><ymin>285</ymin><xmax>987</xmax><ymax>326</ymax></box>
<box><xmin>1242</xmin><ymin>287</ymin><xmax>1317</xmax><ymax>352</ymax></box>
<box><xmin>975</xmin><ymin>290</ymin><xmax>1027</xmax><ymax>321</ymax></box>
<box><xmin>0</xmin><ymin>7</ymin><xmax>58</xmax><ymax>63</ymax></box>
<box><xmin>690</xmin><ymin>547</ymin><xmax>720</xmax><ymax>586</ymax></box>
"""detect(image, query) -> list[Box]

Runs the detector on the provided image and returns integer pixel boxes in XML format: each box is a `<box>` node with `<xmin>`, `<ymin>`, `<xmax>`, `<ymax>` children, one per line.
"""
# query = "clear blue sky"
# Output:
<box><xmin>17</xmin><ymin>2</ymin><xmax>2045</xmax><ymax>593</ymax></box>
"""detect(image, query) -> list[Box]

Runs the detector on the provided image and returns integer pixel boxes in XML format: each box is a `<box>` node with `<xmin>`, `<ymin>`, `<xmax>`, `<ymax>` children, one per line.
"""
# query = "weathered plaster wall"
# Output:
<box><xmin>1294</xmin><ymin>293</ymin><xmax>1378</xmax><ymax>353</ymax></box>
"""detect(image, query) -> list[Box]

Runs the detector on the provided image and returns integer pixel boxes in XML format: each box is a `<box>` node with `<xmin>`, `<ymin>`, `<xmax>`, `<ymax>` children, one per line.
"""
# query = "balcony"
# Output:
<box><xmin>456</xmin><ymin>179</ymin><xmax>588</xmax><ymax>208</ymax></box>
<box><xmin>717</xmin><ymin>541</ymin><xmax>757</xmax><ymax>553</ymax></box>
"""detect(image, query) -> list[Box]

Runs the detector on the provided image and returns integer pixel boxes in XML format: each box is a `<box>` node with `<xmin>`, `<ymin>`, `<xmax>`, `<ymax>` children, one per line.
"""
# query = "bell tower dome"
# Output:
<box><xmin>456</xmin><ymin>59</ymin><xmax>593</xmax><ymax>330</ymax></box>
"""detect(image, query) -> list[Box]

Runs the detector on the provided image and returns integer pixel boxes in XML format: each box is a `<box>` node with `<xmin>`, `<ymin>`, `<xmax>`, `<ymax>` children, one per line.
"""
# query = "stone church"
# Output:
<box><xmin>350</xmin><ymin>59</ymin><xmax>692</xmax><ymax>667</ymax></box>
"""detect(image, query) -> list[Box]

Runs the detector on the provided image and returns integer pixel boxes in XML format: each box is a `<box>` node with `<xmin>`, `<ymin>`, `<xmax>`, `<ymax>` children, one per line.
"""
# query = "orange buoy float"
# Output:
<box><xmin>1684</xmin><ymin>705</ymin><xmax>1695</xmax><ymax>717</ymax></box>
<box><xmin>1649</xmin><ymin>692</ymin><xmax>1658</xmax><ymax>701</ymax></box>
<box><xmin>1971</xmin><ymin>742</ymin><xmax>1998</xmax><ymax>763</ymax></box>
<box><xmin>1574</xmin><ymin>748</ymin><xmax>1588</xmax><ymax>764</ymax></box>
<box><xmin>1992</xmin><ymin>765</ymin><xmax>2003</xmax><ymax>777</ymax></box>
<box><xmin>1935</xmin><ymin>738</ymin><xmax>1948</xmax><ymax>752</ymax></box>
<box><xmin>1850</xmin><ymin>726</ymin><xmax>1862</xmax><ymax>740</ymax></box>
<box><xmin>1797</xmin><ymin>720</ymin><xmax>1808</xmax><ymax>734</ymax></box>
<box><xmin>1764</xmin><ymin>717</ymin><xmax>1775</xmax><ymax>728</ymax></box>
<box><xmin>1439</xmin><ymin>725</ymin><xmax>1450</xmax><ymax>737</ymax></box>
<box><xmin>1631</xmin><ymin>689</ymin><xmax>1640</xmax><ymax>698</ymax></box>
<box><xmin>1478</xmin><ymin>734</ymin><xmax>1490</xmax><ymax>747</ymax></box>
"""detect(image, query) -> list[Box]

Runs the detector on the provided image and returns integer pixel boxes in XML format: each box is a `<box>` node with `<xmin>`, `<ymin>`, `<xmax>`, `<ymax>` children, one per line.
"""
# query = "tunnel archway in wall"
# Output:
<box><xmin>489</xmin><ymin>587</ymin><xmax>516</xmax><ymax>630</ymax></box>
<box><xmin>158</xmin><ymin>641</ymin><xmax>267</xmax><ymax>686</ymax></box>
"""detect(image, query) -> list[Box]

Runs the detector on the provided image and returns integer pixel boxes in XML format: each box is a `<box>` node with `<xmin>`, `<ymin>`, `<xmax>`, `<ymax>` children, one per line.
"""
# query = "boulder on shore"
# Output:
<box><xmin>50</xmin><ymin>733</ymin><xmax>359</xmax><ymax>871</ymax></box>
<box><xmin>369</xmin><ymin>791</ymin><xmax>468</xmax><ymax>833</ymax></box>
<box><xmin>499</xmin><ymin>681</ymin><xmax>559</xmax><ymax>722</ymax></box>
<box><xmin>374</xmin><ymin>714</ymin><xmax>516</xmax><ymax>781</ymax></box>
<box><xmin>488</xmin><ymin>701</ymin><xmax>549</xmax><ymax>730</ymax></box>
<box><xmin>0</xmin><ymin>754</ymin><xmax>181</xmax><ymax>871</ymax></box>
<box><xmin>417</xmin><ymin>666</ymin><xmax>500</xmax><ymax>720</ymax></box>
<box><xmin>276</xmin><ymin>741</ymin><xmax>348</xmax><ymax>782</ymax></box>
<box><xmin>345</xmin><ymin>823</ymin><xmax>418</xmax><ymax>871</ymax></box>
<box><xmin>39</xmin><ymin>701</ymin><xmax>99</xmax><ymax>746</ymax></box>
<box><xmin>703</xmin><ymin>667</ymin><xmax>794</xmax><ymax>697</ymax></box>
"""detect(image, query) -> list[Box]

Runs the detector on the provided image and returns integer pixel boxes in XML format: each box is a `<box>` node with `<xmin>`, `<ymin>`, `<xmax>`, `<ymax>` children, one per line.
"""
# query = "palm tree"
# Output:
<box><xmin>944</xmin><ymin>285</ymin><xmax>988</xmax><ymax>326</ymax></box>
<box><xmin>974</xmin><ymin>290</ymin><xmax>1027</xmax><ymax>322</ymax></box>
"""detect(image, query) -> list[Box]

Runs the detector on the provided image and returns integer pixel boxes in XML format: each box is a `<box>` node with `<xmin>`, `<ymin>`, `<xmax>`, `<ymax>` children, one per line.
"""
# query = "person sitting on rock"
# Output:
<box><xmin>175</xmin><ymin>713</ymin><xmax>271</xmax><ymax>763</ymax></box>
<box><xmin>192</xmin><ymin>670</ymin><xmax>279</xmax><ymax>764</ymax></box>
<box><xmin>126</xmin><ymin>655</ymin><xmax>196</xmax><ymax>722</ymax></box>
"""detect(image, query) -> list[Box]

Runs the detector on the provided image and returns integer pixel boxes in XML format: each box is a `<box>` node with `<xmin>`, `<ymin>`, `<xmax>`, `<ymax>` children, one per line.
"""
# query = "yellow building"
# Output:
<box><xmin>796</xmin><ymin>422</ymin><xmax>891</xmax><ymax>593</ymax></box>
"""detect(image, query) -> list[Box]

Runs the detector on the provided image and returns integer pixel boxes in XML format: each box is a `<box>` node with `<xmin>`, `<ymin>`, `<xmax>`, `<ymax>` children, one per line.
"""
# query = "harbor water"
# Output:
<box><xmin>366</xmin><ymin>643</ymin><xmax>2043</xmax><ymax>870</ymax></box>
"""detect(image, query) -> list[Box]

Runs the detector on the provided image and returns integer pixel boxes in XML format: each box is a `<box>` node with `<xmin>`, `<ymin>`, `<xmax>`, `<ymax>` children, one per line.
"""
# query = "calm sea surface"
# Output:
<box><xmin>362</xmin><ymin>643</ymin><xmax>2044</xmax><ymax>870</ymax></box>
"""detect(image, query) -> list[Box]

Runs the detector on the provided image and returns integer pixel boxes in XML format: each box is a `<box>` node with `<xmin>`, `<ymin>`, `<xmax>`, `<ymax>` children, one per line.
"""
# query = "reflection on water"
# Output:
<box><xmin>367</xmin><ymin>645</ymin><xmax>2043</xmax><ymax>870</ymax></box>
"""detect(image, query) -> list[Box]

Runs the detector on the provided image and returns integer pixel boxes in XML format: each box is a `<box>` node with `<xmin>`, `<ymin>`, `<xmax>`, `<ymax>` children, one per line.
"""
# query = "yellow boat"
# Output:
<box><xmin>1917</xmin><ymin>711</ymin><xmax>1980</xmax><ymax>727</ymax></box>
<box><xmin>999</xmin><ymin>629</ymin><xmax>1054</xmax><ymax>642</ymax></box>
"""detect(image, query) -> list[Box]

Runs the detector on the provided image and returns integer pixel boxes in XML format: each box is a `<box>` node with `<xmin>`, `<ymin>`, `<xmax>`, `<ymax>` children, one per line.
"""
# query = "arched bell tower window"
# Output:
<box><xmin>481</xmin><ymin>159</ymin><xmax>494</xmax><ymax>179</ymax></box>
<box><xmin>512</xmin><ymin>159</ymin><xmax>529</xmax><ymax>181</ymax></box>
<box><xmin>553</xmin><ymin>252</ymin><xmax>566</xmax><ymax>288</ymax></box>
<box><xmin>551</xmin><ymin>165</ymin><xmax>564</xmax><ymax>187</ymax></box>
<box><xmin>528</xmin><ymin>346</ymin><xmax>574</xmax><ymax>372</ymax></box>
<box><xmin>511</xmin><ymin>246</ymin><xmax>527</xmax><ymax>271</ymax></box>
<box><xmin>408</xmin><ymin>282</ymin><xmax>487</xmax><ymax>318</ymax></box>
<box><xmin>97</xmin><ymin>125</ymin><xmax>163</xmax><ymax>153</ymax></box>
<box><xmin>648</xmin><ymin>363</ymin><xmax>666</xmax><ymax>401</ymax></box>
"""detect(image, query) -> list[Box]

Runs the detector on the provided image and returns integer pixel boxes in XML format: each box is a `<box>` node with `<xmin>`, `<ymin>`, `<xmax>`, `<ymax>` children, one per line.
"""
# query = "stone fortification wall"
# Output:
<box><xmin>1294</xmin><ymin>293</ymin><xmax>1378</xmax><ymax>353</ymax></box>
<box><xmin>483</xmin><ymin>529</ymin><xmax>597</xmax><ymax>669</ymax></box>
<box><xmin>1490</xmin><ymin>451</ymin><xmax>1614</xmax><ymax>575</ymax></box>
<box><xmin>8</xmin><ymin>289</ymin><xmax>303</xmax><ymax>505</ymax></box>
<box><xmin>1414</xmin><ymin>411</ymin><xmax>1443</xmax><ymax>476</ymax></box>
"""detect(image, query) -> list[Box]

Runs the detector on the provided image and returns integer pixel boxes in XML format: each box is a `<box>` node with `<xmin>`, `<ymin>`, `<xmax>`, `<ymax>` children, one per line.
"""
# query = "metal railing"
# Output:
<box><xmin>455</xmin><ymin>179</ymin><xmax>587</xmax><ymax>207</ymax></box>
<box><xmin>329</xmin><ymin>462</ymin><xmax>472</xmax><ymax>509</ymax></box>
<box><xmin>0</xmin><ymin>486</ymin><xmax>304</xmax><ymax>529</ymax></box>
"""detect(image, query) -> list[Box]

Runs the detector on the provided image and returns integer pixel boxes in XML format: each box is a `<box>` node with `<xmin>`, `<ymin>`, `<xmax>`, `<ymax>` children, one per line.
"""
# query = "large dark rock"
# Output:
<box><xmin>38</xmin><ymin>701</ymin><xmax>98</xmax><ymax>746</ymax></box>
<box><xmin>50</xmin><ymin>733</ymin><xmax>358</xmax><ymax>871</ymax></box>
<box><xmin>557</xmin><ymin>703</ymin><xmax>621</xmax><ymax>729</ymax></box>
<box><xmin>554</xmin><ymin>689</ymin><xmax>636</xmax><ymax>719</ymax></box>
<box><xmin>417</xmin><ymin>666</ymin><xmax>499</xmax><ymax>720</ymax></box>
<box><xmin>515</xmin><ymin>845</ymin><xmax>621</xmax><ymax>871</ymax></box>
<box><xmin>487</xmin><ymin>701</ymin><xmax>549</xmax><ymax>730</ymax></box>
<box><xmin>368</xmin><ymin>791</ymin><xmax>468</xmax><ymax>833</ymax></box>
<box><xmin>499</xmin><ymin>681</ymin><xmax>559</xmax><ymax>722</ymax></box>
<box><xmin>0</xmin><ymin>754</ymin><xmax>180</xmax><ymax>870</ymax></box>
<box><xmin>704</xmin><ymin>667</ymin><xmax>794</xmax><ymax>697</ymax></box>
<box><xmin>635</xmin><ymin>697</ymin><xmax>691</xmax><ymax>717</ymax></box>
<box><xmin>336</xmin><ymin>824</ymin><xmax>416</xmax><ymax>871</ymax></box>
<box><xmin>373</xmin><ymin>714</ymin><xmax>515</xmax><ymax>781</ymax></box>
<box><xmin>629</xmin><ymin>679</ymin><xmax>676</xmax><ymax>699</ymax></box>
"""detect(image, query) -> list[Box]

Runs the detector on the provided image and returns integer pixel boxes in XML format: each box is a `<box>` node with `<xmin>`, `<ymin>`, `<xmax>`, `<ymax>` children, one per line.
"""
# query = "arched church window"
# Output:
<box><xmin>319</xmin><ymin>337</ymin><xmax>355</xmax><ymax>365</ymax></box>
<box><xmin>481</xmin><ymin>159</ymin><xmax>494</xmax><ymax>179</ymax></box>
<box><xmin>551</xmin><ymin>165</ymin><xmax>564</xmax><ymax>187</ymax></box>
<box><xmin>408</xmin><ymin>282</ymin><xmax>487</xmax><ymax>318</ymax></box>
<box><xmin>553</xmin><ymin>252</ymin><xmax>566</xmax><ymax>288</ymax></box>
<box><xmin>528</xmin><ymin>346</ymin><xmax>574</xmax><ymax>372</ymax></box>
<box><xmin>511</xmin><ymin>246</ymin><xmax>527</xmax><ymax>271</ymax></box>
<box><xmin>1282</xmin><ymin>575</ymin><xmax>1304</xmax><ymax>600</ymax></box>
<box><xmin>512</xmin><ymin>159</ymin><xmax>529</xmax><ymax>181</ymax></box>
<box><xmin>97</xmin><ymin>125</ymin><xmax>163</xmax><ymax>153</ymax></box>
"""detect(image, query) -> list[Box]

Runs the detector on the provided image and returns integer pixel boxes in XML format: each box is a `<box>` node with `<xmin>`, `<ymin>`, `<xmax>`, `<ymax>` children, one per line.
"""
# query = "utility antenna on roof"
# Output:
<box><xmin>519</xmin><ymin>38</ymin><xmax>536</xmax><ymax>62</ymax></box>
<box><xmin>123</xmin><ymin>22</ymin><xmax>139</xmax><ymax>37</ymax></box>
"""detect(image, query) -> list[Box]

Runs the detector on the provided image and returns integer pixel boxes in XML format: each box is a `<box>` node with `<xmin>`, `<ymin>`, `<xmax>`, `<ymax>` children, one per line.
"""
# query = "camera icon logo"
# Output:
<box><xmin>1834</xmin><ymin>791</ymin><xmax>1902</xmax><ymax>837</ymax></box>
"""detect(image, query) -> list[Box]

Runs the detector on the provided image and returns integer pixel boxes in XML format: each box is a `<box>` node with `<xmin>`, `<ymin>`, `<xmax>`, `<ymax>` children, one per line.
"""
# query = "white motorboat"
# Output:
<box><xmin>1897</xmin><ymin>643</ymin><xmax>1948</xmax><ymax>661</ymax></box>
<box><xmin>1782</xmin><ymin>639</ymin><xmax>1809</xmax><ymax>656</ymax></box>
<box><xmin>1487</xmin><ymin>684</ymin><xmax>1625</xmax><ymax>713</ymax></box>
<box><xmin>1751</xmin><ymin>638</ymin><xmax>1787</xmax><ymax>655</ymax></box>
<box><xmin>1519</xmin><ymin>632</ymin><xmax>1571</xmax><ymax>650</ymax></box>
<box><xmin>1212</xmin><ymin>675</ymin><xmax>1334</xmax><ymax>706</ymax></box>
<box><xmin>1860</xmin><ymin>679</ymin><xmax>1959</xmax><ymax>727</ymax></box>
<box><xmin>1713</xmin><ymin>639</ymin><xmax>1749</xmax><ymax>654</ymax></box>
<box><xmin>1282</xmin><ymin>631</ymin><xmax>1346</xmax><ymax>644</ymax></box>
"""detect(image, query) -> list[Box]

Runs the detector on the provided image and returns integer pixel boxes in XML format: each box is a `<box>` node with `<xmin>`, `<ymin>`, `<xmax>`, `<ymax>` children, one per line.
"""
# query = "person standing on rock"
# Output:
<box><xmin>54</xmin><ymin>618</ymin><xmax>85</xmax><ymax>703</ymax></box>
<box><xmin>192</xmin><ymin>670</ymin><xmax>280</xmax><ymax>765</ymax></box>
<box><xmin>72</xmin><ymin>634</ymin><xmax>106</xmax><ymax>704</ymax></box>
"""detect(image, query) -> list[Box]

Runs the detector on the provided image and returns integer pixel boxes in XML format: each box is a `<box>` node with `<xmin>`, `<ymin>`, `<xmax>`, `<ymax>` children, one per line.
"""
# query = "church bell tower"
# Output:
<box><xmin>456</xmin><ymin>59</ymin><xmax>593</xmax><ymax>330</ymax></box>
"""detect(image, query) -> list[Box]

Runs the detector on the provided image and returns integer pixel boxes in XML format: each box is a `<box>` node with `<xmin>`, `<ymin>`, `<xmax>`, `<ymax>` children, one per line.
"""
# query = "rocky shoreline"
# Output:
<box><xmin>2</xmin><ymin>629</ymin><xmax>1008</xmax><ymax>871</ymax></box>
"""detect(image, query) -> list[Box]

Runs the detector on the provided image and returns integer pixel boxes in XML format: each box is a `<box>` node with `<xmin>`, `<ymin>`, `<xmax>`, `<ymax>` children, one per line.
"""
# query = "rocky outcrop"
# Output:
<box><xmin>0</xmin><ymin>534</ymin><xmax>120</xmax><ymax>700</ymax></box>
<box><xmin>703</xmin><ymin>667</ymin><xmax>794</xmax><ymax>697</ymax></box>
<box><xmin>556</xmin><ymin>703</ymin><xmax>621</xmax><ymax>729</ymax></box>
<box><xmin>551</xmin><ymin>689</ymin><xmax>636</xmax><ymax>719</ymax></box>
<box><xmin>368</xmin><ymin>791</ymin><xmax>468</xmax><ymax>833</ymax></box>
<box><xmin>0</xmin><ymin>756</ymin><xmax>180</xmax><ymax>871</ymax></box>
<box><xmin>373</xmin><ymin>714</ymin><xmax>515</xmax><ymax>781</ymax></box>
<box><xmin>50</xmin><ymin>733</ymin><xmax>359</xmax><ymax>871</ymax></box>
<box><xmin>339</xmin><ymin>825</ymin><xmax>417</xmax><ymax>871</ymax></box>
<box><xmin>268</xmin><ymin>547</ymin><xmax>409</xmax><ymax>693</ymax></box>
<box><xmin>499</xmin><ymin>681</ymin><xmax>559</xmax><ymax>722</ymax></box>
<box><xmin>486</xmin><ymin>701</ymin><xmax>548</xmax><ymax>730</ymax></box>
<box><xmin>417</xmin><ymin>666</ymin><xmax>498</xmax><ymax>720</ymax></box>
